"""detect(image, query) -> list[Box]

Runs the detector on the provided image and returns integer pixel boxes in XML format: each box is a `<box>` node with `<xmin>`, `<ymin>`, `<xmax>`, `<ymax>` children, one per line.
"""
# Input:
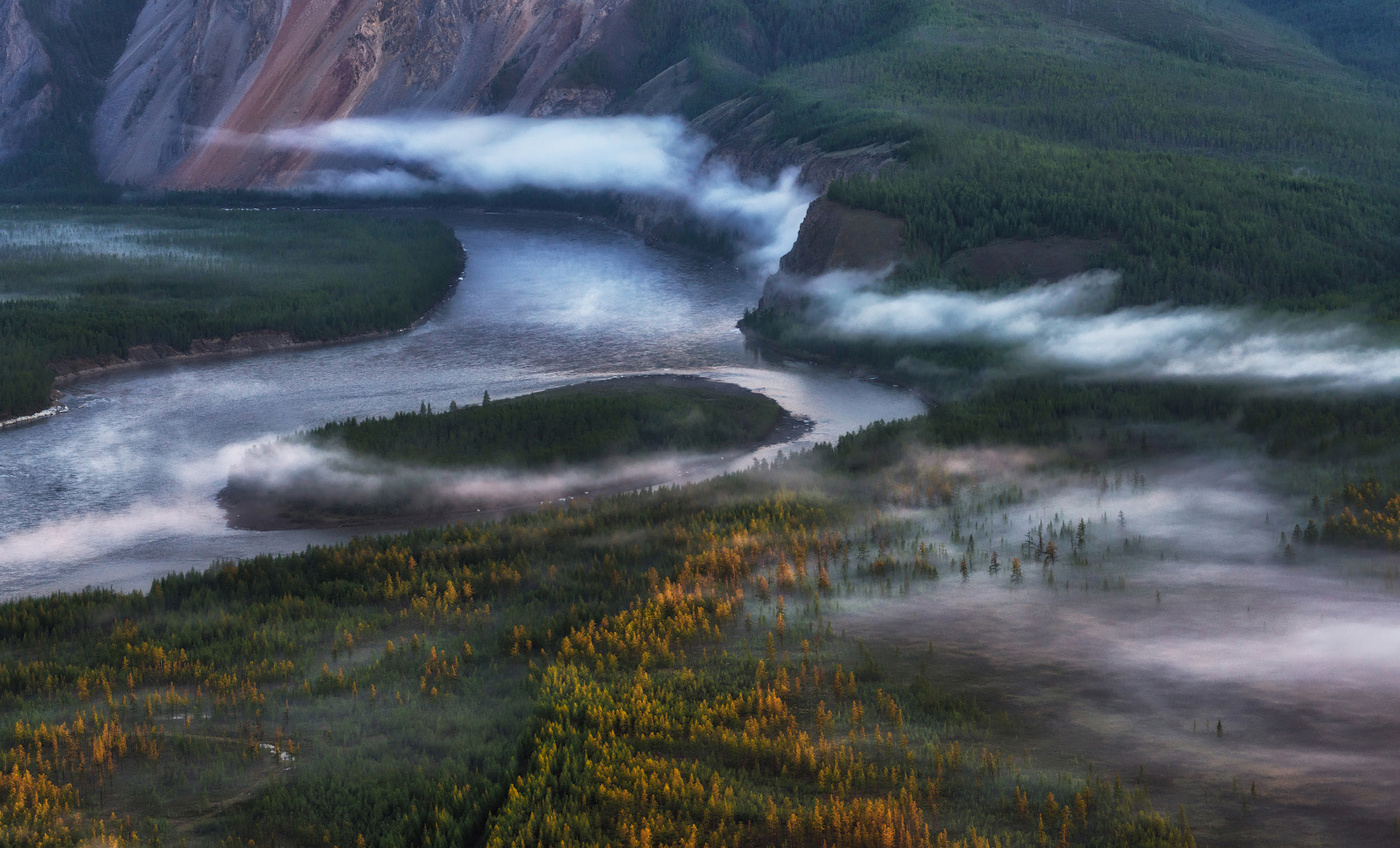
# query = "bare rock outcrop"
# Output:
<box><xmin>0</xmin><ymin>0</ymin><xmax>54</xmax><ymax>163</ymax></box>
<box><xmin>95</xmin><ymin>0</ymin><xmax>286</xmax><ymax>185</ymax></box>
<box><xmin>96</xmin><ymin>0</ymin><xmax>632</xmax><ymax>188</ymax></box>
<box><xmin>757</xmin><ymin>197</ymin><xmax>905</xmax><ymax>310</ymax></box>
<box><xmin>778</xmin><ymin>198</ymin><xmax>904</xmax><ymax>278</ymax></box>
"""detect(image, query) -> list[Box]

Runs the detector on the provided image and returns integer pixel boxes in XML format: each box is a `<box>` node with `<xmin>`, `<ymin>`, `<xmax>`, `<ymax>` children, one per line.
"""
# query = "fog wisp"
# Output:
<box><xmin>828</xmin><ymin>452</ymin><xmax>1400</xmax><ymax>846</ymax></box>
<box><xmin>803</xmin><ymin>270</ymin><xmax>1400</xmax><ymax>389</ymax></box>
<box><xmin>269</xmin><ymin>115</ymin><xmax>813</xmax><ymax>272</ymax></box>
<box><xmin>220</xmin><ymin>437</ymin><xmax>746</xmax><ymax>528</ymax></box>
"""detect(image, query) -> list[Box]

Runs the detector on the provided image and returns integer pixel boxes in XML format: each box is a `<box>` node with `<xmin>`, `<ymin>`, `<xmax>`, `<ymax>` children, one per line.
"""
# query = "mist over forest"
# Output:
<box><xmin>0</xmin><ymin>0</ymin><xmax>1398</xmax><ymax>845</ymax></box>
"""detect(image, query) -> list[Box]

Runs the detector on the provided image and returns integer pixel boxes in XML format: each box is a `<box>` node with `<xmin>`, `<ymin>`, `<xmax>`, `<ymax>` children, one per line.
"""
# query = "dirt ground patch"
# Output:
<box><xmin>944</xmin><ymin>235</ymin><xmax>1116</xmax><ymax>284</ymax></box>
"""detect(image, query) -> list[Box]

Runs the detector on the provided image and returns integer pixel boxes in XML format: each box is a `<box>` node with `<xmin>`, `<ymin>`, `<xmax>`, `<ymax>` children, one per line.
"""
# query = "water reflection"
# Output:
<box><xmin>0</xmin><ymin>211</ymin><xmax>923</xmax><ymax>597</ymax></box>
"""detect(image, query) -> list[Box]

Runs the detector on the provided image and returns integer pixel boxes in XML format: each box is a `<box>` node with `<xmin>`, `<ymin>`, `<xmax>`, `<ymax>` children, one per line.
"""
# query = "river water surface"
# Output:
<box><xmin>0</xmin><ymin>211</ymin><xmax>923</xmax><ymax>598</ymax></box>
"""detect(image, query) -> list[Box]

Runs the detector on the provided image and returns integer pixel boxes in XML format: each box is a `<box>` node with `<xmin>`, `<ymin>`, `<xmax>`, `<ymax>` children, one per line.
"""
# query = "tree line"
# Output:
<box><xmin>305</xmin><ymin>381</ymin><xmax>784</xmax><ymax>468</ymax></box>
<box><xmin>0</xmin><ymin>209</ymin><xmax>464</xmax><ymax>418</ymax></box>
<box><xmin>801</xmin><ymin>377</ymin><xmax>1400</xmax><ymax>474</ymax></box>
<box><xmin>0</xmin><ymin>462</ymin><xmax>1205</xmax><ymax>846</ymax></box>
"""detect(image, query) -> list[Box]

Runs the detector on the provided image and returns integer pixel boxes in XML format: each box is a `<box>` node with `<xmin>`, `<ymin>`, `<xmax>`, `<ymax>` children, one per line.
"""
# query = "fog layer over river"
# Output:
<box><xmin>0</xmin><ymin>211</ymin><xmax>922</xmax><ymax>597</ymax></box>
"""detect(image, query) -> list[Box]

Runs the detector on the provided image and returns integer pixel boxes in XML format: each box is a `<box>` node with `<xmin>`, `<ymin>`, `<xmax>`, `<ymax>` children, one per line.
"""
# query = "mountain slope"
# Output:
<box><xmin>0</xmin><ymin>0</ymin><xmax>51</xmax><ymax>165</ymax></box>
<box><xmin>98</xmin><ymin>0</ymin><xmax>633</xmax><ymax>187</ymax></box>
<box><xmin>1239</xmin><ymin>0</ymin><xmax>1400</xmax><ymax>83</ymax></box>
<box><xmin>0</xmin><ymin>0</ymin><xmax>145</xmax><ymax>193</ymax></box>
<box><xmin>0</xmin><ymin>0</ymin><xmax>1396</xmax><ymax>318</ymax></box>
<box><xmin>728</xmin><ymin>0</ymin><xmax>1400</xmax><ymax>310</ymax></box>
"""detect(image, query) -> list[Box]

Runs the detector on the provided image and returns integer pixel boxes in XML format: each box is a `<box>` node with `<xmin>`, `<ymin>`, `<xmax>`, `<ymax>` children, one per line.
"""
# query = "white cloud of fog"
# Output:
<box><xmin>0</xmin><ymin>501</ymin><xmax>228</xmax><ymax>571</ymax></box>
<box><xmin>0</xmin><ymin>437</ymin><xmax>261</xmax><ymax>574</ymax></box>
<box><xmin>225</xmin><ymin>438</ymin><xmax>727</xmax><ymax>516</ymax></box>
<box><xmin>0</xmin><ymin>432</ymin><xmax>730</xmax><ymax>577</ymax></box>
<box><xmin>277</xmin><ymin>115</ymin><xmax>706</xmax><ymax>195</ymax></box>
<box><xmin>839</xmin><ymin>456</ymin><xmax>1400</xmax><ymax>834</ymax></box>
<box><xmin>813</xmin><ymin>270</ymin><xmax>1400</xmax><ymax>390</ymax></box>
<box><xmin>270</xmin><ymin>115</ymin><xmax>814</xmax><ymax>272</ymax></box>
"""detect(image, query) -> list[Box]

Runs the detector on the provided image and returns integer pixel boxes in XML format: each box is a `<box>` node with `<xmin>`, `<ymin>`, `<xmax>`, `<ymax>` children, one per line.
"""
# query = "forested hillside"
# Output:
<box><xmin>2</xmin><ymin>0</ymin><xmax>1396</xmax><ymax>313</ymax></box>
<box><xmin>758</xmin><ymin>0</ymin><xmax>1400</xmax><ymax>310</ymax></box>
<box><xmin>1238</xmin><ymin>0</ymin><xmax>1400</xmax><ymax>82</ymax></box>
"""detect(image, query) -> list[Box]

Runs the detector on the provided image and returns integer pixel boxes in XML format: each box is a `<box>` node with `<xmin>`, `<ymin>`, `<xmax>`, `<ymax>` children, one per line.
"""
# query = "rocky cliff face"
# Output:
<box><xmin>0</xmin><ymin>0</ymin><xmax>54</xmax><ymax>163</ymax></box>
<box><xmin>94</xmin><ymin>0</ymin><xmax>284</xmax><ymax>185</ymax></box>
<box><xmin>777</xmin><ymin>198</ymin><xmax>903</xmax><ymax>277</ymax></box>
<box><xmin>757</xmin><ymin>197</ymin><xmax>905</xmax><ymax>309</ymax></box>
<box><xmin>95</xmin><ymin>0</ymin><xmax>633</xmax><ymax>187</ymax></box>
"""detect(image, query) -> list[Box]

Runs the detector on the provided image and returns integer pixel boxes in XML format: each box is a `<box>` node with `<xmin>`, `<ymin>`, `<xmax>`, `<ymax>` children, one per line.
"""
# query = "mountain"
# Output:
<box><xmin>0</xmin><ymin>0</ymin><xmax>1393</xmax><ymax>191</ymax></box>
<box><xmin>0</xmin><ymin>0</ymin><xmax>145</xmax><ymax>193</ymax></box>
<box><xmin>0</xmin><ymin>0</ymin><xmax>1397</xmax><ymax>312</ymax></box>
<box><xmin>0</xmin><ymin>0</ymin><xmax>49</xmax><ymax>164</ymax></box>
<box><xmin>97</xmin><ymin>0</ymin><xmax>636</xmax><ymax>187</ymax></box>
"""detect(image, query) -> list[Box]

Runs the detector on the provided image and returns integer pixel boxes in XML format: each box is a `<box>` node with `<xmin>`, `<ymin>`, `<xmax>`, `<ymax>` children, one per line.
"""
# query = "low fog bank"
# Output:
<box><xmin>834</xmin><ymin>453</ymin><xmax>1400</xmax><ymax>845</ymax></box>
<box><xmin>0</xmin><ymin>500</ymin><xmax>231</xmax><ymax>596</ymax></box>
<box><xmin>0</xmin><ymin>220</ymin><xmax>219</xmax><ymax>265</ymax></box>
<box><xmin>0</xmin><ymin>432</ymin><xmax>749</xmax><ymax>588</ymax></box>
<box><xmin>792</xmin><ymin>270</ymin><xmax>1400</xmax><ymax>390</ymax></box>
<box><xmin>218</xmin><ymin>438</ymin><xmax>749</xmax><ymax>530</ymax></box>
<box><xmin>264</xmin><ymin>115</ymin><xmax>813</xmax><ymax>273</ymax></box>
<box><xmin>0</xmin><ymin>433</ymin><xmax>259</xmax><ymax>591</ymax></box>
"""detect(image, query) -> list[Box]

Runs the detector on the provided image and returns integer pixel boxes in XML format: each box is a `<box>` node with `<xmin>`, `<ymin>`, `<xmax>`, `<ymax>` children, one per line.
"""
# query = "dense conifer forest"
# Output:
<box><xmin>305</xmin><ymin>380</ymin><xmax>786</xmax><ymax>468</ymax></box>
<box><xmin>0</xmin><ymin>208</ymin><xmax>464</xmax><ymax>419</ymax></box>
<box><xmin>613</xmin><ymin>0</ymin><xmax>1400</xmax><ymax>316</ymax></box>
<box><xmin>0</xmin><ymin>472</ymin><xmax>1207</xmax><ymax>847</ymax></box>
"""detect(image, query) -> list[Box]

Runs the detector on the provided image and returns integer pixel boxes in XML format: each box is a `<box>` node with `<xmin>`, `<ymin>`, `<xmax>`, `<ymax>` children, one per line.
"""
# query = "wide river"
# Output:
<box><xmin>0</xmin><ymin>211</ymin><xmax>923</xmax><ymax>598</ymax></box>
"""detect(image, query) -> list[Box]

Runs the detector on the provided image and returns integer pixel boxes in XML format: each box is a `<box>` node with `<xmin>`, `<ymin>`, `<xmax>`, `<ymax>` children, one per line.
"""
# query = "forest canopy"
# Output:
<box><xmin>0</xmin><ymin>207</ymin><xmax>464</xmax><ymax>419</ymax></box>
<box><xmin>304</xmin><ymin>378</ymin><xmax>787</xmax><ymax>468</ymax></box>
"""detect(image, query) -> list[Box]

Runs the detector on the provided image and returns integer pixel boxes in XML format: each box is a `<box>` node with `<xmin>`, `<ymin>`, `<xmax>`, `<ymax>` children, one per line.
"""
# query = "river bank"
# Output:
<box><xmin>0</xmin><ymin>403</ymin><xmax>68</xmax><ymax>431</ymax></box>
<box><xmin>217</xmin><ymin>374</ymin><xmax>814</xmax><ymax>532</ymax></box>
<box><xmin>0</xmin><ymin>209</ymin><xmax>924</xmax><ymax>599</ymax></box>
<box><xmin>0</xmin><ymin>273</ymin><xmax>463</xmax><ymax>431</ymax></box>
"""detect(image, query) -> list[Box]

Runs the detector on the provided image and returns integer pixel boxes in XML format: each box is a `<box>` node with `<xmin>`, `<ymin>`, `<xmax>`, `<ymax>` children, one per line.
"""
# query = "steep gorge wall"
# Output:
<box><xmin>96</xmin><ymin>0</ymin><xmax>633</xmax><ymax>188</ymax></box>
<box><xmin>94</xmin><ymin>0</ymin><xmax>284</xmax><ymax>185</ymax></box>
<box><xmin>0</xmin><ymin>0</ymin><xmax>52</xmax><ymax>163</ymax></box>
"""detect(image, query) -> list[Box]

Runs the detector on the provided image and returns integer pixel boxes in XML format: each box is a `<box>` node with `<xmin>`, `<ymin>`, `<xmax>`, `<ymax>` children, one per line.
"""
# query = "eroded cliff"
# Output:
<box><xmin>0</xmin><ymin>0</ymin><xmax>53</xmax><ymax>163</ymax></box>
<box><xmin>96</xmin><ymin>0</ymin><xmax>633</xmax><ymax>187</ymax></box>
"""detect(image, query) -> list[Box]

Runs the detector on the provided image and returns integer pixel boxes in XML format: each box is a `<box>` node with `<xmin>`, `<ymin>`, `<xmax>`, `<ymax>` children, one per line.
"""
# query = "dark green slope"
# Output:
<box><xmin>621</xmin><ymin>0</ymin><xmax>1400</xmax><ymax>315</ymax></box>
<box><xmin>4</xmin><ymin>0</ymin><xmax>1398</xmax><ymax>314</ymax></box>
<box><xmin>1239</xmin><ymin>0</ymin><xmax>1400</xmax><ymax>83</ymax></box>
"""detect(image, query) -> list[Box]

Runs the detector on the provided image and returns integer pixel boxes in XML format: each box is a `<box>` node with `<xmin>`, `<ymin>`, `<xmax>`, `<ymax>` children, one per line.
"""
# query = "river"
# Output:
<box><xmin>0</xmin><ymin>211</ymin><xmax>923</xmax><ymax>598</ymax></box>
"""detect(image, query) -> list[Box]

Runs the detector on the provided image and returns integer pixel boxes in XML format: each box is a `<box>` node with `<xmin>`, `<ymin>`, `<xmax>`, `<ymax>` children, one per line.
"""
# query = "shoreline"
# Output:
<box><xmin>0</xmin><ymin>403</ymin><xmax>69</xmax><ymax>431</ymax></box>
<box><xmin>738</xmin><ymin>324</ymin><xmax>934</xmax><ymax>405</ymax></box>
<box><xmin>0</xmin><ymin>273</ymin><xmax>462</xmax><ymax>430</ymax></box>
<box><xmin>218</xmin><ymin>374</ymin><xmax>815</xmax><ymax>532</ymax></box>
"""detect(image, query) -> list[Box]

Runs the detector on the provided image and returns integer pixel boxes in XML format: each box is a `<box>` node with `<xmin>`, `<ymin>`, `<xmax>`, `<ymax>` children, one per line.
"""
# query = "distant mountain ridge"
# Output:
<box><xmin>0</xmin><ymin>0</ymin><xmax>1390</xmax><ymax>191</ymax></box>
<box><xmin>1</xmin><ymin>0</ymin><xmax>1398</xmax><ymax>318</ymax></box>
